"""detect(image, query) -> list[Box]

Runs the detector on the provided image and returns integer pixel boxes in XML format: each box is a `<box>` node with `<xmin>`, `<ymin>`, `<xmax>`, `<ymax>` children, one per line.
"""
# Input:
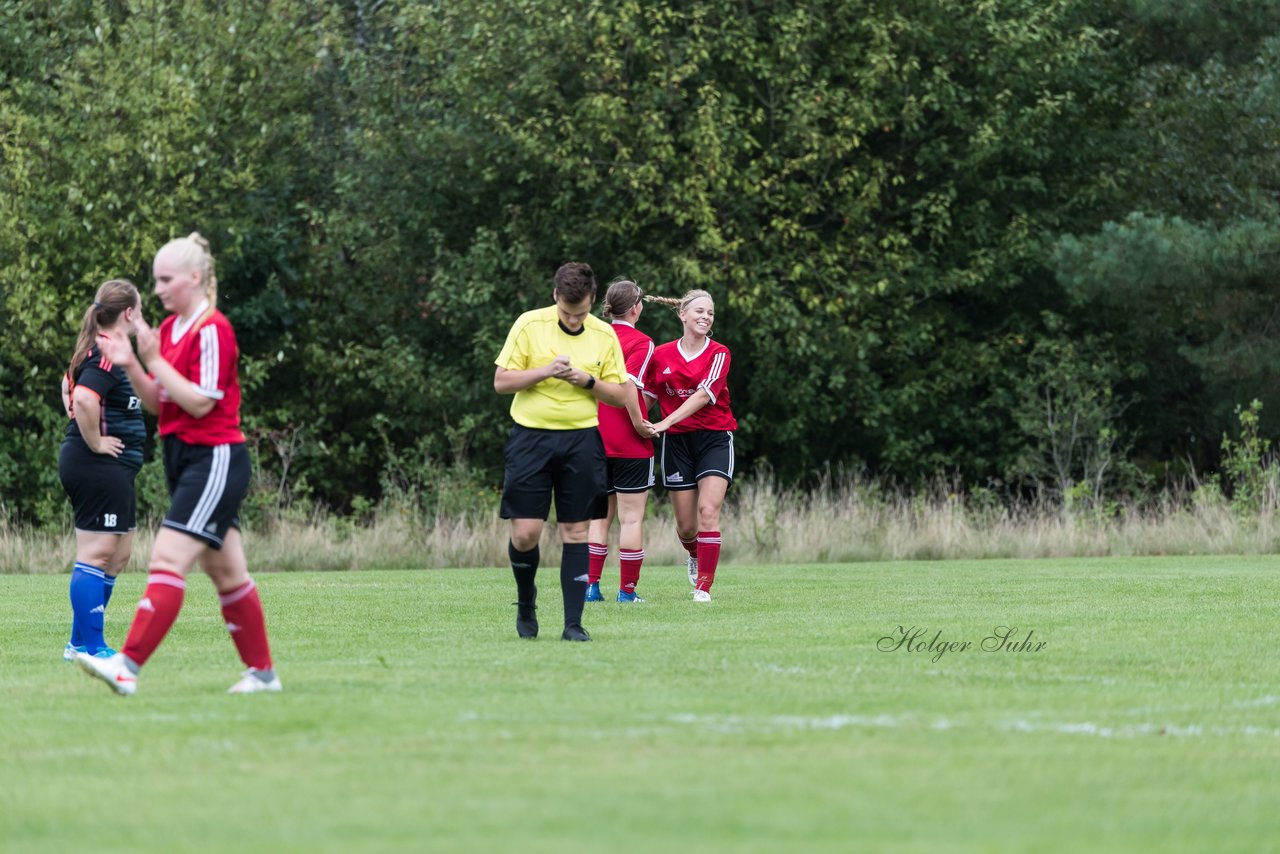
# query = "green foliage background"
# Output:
<box><xmin>3</xmin><ymin>0</ymin><xmax>1279</xmax><ymax>524</ymax></box>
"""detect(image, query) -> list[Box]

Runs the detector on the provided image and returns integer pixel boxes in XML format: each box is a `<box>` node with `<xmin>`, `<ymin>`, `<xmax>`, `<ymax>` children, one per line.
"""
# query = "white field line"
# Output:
<box><xmin>658</xmin><ymin>709</ymin><xmax>1280</xmax><ymax>739</ymax></box>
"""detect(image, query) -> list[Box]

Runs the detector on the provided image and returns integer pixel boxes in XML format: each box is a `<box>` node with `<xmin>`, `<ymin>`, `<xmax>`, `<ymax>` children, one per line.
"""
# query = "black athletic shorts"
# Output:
<box><xmin>161</xmin><ymin>438</ymin><xmax>250</xmax><ymax>549</ymax></box>
<box><xmin>58</xmin><ymin>439</ymin><xmax>139</xmax><ymax>534</ymax></box>
<box><xmin>660</xmin><ymin>430</ymin><xmax>735</xmax><ymax>491</ymax></box>
<box><xmin>605</xmin><ymin>456</ymin><xmax>655</xmax><ymax>495</ymax></box>
<box><xmin>501</xmin><ymin>425</ymin><xmax>607</xmax><ymax>522</ymax></box>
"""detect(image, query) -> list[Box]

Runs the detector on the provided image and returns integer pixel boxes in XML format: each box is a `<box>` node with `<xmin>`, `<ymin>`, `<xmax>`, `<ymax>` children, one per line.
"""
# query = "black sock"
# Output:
<box><xmin>561</xmin><ymin>542</ymin><xmax>589</xmax><ymax>626</ymax></box>
<box><xmin>509</xmin><ymin>541</ymin><xmax>539</xmax><ymax>604</ymax></box>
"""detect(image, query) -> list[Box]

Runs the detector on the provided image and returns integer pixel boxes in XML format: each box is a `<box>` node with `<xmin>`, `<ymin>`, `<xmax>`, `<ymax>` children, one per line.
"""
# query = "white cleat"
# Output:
<box><xmin>75</xmin><ymin>652</ymin><xmax>137</xmax><ymax>696</ymax></box>
<box><xmin>228</xmin><ymin>668</ymin><xmax>283</xmax><ymax>694</ymax></box>
<box><xmin>686</xmin><ymin>556</ymin><xmax>698</xmax><ymax>587</ymax></box>
<box><xmin>693</xmin><ymin>589</ymin><xmax>712</xmax><ymax>603</ymax></box>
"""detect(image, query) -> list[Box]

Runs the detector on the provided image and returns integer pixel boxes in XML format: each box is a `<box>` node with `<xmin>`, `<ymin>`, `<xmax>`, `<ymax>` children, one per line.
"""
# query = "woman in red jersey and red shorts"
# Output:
<box><xmin>77</xmin><ymin>232</ymin><xmax>280</xmax><ymax>696</ymax></box>
<box><xmin>644</xmin><ymin>290</ymin><xmax>736</xmax><ymax>602</ymax></box>
<box><xmin>585</xmin><ymin>279</ymin><xmax>659</xmax><ymax>604</ymax></box>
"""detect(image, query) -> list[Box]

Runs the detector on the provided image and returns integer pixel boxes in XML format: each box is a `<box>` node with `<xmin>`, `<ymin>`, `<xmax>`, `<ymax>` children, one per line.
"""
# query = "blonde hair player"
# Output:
<box><xmin>585</xmin><ymin>278</ymin><xmax>659</xmax><ymax>604</ymax></box>
<box><xmin>643</xmin><ymin>289</ymin><xmax>737</xmax><ymax>601</ymax></box>
<box><xmin>76</xmin><ymin>232</ymin><xmax>281</xmax><ymax>695</ymax></box>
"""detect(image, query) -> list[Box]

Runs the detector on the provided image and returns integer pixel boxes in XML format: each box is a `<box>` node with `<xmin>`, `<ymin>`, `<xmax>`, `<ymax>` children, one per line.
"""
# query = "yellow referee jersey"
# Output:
<box><xmin>495</xmin><ymin>306</ymin><xmax>626</xmax><ymax>430</ymax></box>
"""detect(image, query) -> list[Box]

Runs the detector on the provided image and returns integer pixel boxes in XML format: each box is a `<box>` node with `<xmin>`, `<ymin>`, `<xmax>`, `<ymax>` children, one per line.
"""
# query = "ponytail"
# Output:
<box><xmin>67</xmin><ymin>279</ymin><xmax>140</xmax><ymax>381</ymax></box>
<box><xmin>644</xmin><ymin>289</ymin><xmax>713</xmax><ymax>313</ymax></box>
<box><xmin>601</xmin><ymin>278</ymin><xmax>643</xmax><ymax>321</ymax></box>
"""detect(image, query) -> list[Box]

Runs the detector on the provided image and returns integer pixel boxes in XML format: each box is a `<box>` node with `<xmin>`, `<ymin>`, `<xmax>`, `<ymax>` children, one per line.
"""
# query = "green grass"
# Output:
<box><xmin>3</xmin><ymin>557</ymin><xmax>1280</xmax><ymax>852</ymax></box>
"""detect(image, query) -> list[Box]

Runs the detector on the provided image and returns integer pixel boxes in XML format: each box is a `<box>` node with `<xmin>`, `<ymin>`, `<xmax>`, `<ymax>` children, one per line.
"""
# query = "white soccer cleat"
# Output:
<box><xmin>686</xmin><ymin>555</ymin><xmax>698</xmax><ymax>586</ymax></box>
<box><xmin>693</xmin><ymin>589</ymin><xmax>712</xmax><ymax>603</ymax></box>
<box><xmin>228</xmin><ymin>668</ymin><xmax>283</xmax><ymax>694</ymax></box>
<box><xmin>75</xmin><ymin>651</ymin><xmax>137</xmax><ymax>696</ymax></box>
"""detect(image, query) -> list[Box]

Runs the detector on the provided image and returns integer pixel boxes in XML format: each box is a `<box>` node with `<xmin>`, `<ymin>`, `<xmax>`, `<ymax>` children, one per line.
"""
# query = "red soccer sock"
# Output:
<box><xmin>619</xmin><ymin>548</ymin><xmax>644</xmax><ymax>594</ymax></box>
<box><xmin>696</xmin><ymin>531</ymin><xmax>722</xmax><ymax>592</ymax></box>
<box><xmin>121</xmin><ymin>570</ymin><xmax>187</xmax><ymax>667</ymax></box>
<box><xmin>587</xmin><ymin>542</ymin><xmax>609</xmax><ymax>585</ymax></box>
<box><xmin>220</xmin><ymin>579</ymin><xmax>273</xmax><ymax>671</ymax></box>
<box><xmin>679</xmin><ymin>534</ymin><xmax>698</xmax><ymax>558</ymax></box>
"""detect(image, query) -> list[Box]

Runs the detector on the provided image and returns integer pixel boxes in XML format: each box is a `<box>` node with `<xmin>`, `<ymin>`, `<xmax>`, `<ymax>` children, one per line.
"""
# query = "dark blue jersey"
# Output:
<box><xmin>64</xmin><ymin>343</ymin><xmax>146</xmax><ymax>470</ymax></box>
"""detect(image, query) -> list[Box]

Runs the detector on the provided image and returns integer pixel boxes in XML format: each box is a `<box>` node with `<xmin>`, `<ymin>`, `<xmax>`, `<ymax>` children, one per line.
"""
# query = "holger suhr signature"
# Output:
<box><xmin>877</xmin><ymin>625</ymin><xmax>1047</xmax><ymax>663</ymax></box>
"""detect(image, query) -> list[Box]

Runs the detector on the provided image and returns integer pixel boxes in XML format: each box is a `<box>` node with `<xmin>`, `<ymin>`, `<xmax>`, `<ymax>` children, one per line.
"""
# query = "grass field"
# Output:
<box><xmin>3</xmin><ymin>556</ymin><xmax>1280</xmax><ymax>852</ymax></box>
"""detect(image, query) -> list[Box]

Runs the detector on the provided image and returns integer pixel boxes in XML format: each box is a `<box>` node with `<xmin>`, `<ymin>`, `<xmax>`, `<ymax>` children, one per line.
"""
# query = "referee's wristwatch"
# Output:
<box><xmin>584</xmin><ymin>375</ymin><xmax>596</xmax><ymax>390</ymax></box>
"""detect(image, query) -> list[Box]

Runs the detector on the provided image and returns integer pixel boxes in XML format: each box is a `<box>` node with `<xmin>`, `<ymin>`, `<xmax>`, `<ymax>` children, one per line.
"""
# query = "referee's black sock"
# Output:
<box><xmin>509</xmin><ymin>541</ymin><xmax>539</xmax><ymax>604</ymax></box>
<box><xmin>561</xmin><ymin>542</ymin><xmax>589</xmax><ymax>627</ymax></box>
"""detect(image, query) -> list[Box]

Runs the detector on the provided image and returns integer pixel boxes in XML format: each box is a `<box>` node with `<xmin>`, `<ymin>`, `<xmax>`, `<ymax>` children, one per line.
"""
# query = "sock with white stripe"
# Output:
<box><xmin>122</xmin><ymin>570</ymin><xmax>187</xmax><ymax>667</ymax></box>
<box><xmin>619</xmin><ymin>548</ymin><xmax>644</xmax><ymax>594</ymax></box>
<box><xmin>696</xmin><ymin>531</ymin><xmax>721</xmax><ymax>592</ymax></box>
<box><xmin>69</xmin><ymin>562</ymin><xmax>106</xmax><ymax>652</ymax></box>
<box><xmin>587</xmin><ymin>542</ymin><xmax>608</xmax><ymax>585</ymax></box>
<box><xmin>220</xmin><ymin>578</ymin><xmax>273</xmax><ymax>671</ymax></box>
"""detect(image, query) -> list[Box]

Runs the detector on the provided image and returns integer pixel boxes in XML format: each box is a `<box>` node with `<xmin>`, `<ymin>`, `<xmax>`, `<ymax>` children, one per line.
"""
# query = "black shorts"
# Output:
<box><xmin>661</xmin><ymin>430</ymin><xmax>735</xmax><ymax>491</ymax></box>
<box><xmin>161</xmin><ymin>438</ymin><xmax>250</xmax><ymax>549</ymax></box>
<box><xmin>605</xmin><ymin>456</ymin><xmax>655</xmax><ymax>494</ymax></box>
<box><xmin>59</xmin><ymin>439</ymin><xmax>139</xmax><ymax>534</ymax></box>
<box><xmin>501</xmin><ymin>425</ymin><xmax>607</xmax><ymax>522</ymax></box>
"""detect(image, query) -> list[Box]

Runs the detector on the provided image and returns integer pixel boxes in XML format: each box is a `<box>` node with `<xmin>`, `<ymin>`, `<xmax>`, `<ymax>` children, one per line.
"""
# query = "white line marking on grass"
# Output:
<box><xmin>661</xmin><ymin>712</ymin><xmax>1280</xmax><ymax>739</ymax></box>
<box><xmin>754</xmin><ymin>663</ymin><xmax>807</xmax><ymax>675</ymax></box>
<box><xmin>1001</xmin><ymin>719</ymin><xmax>1280</xmax><ymax>738</ymax></box>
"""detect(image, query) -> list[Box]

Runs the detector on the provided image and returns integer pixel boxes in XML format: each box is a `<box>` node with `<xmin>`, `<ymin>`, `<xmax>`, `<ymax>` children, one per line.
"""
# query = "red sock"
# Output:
<box><xmin>679</xmin><ymin>534</ymin><xmax>698</xmax><ymax>558</ymax></box>
<box><xmin>619</xmin><ymin>548</ymin><xmax>644</xmax><ymax>593</ymax></box>
<box><xmin>587</xmin><ymin>542</ymin><xmax>608</xmax><ymax>585</ymax></box>
<box><xmin>696</xmin><ymin>531</ymin><xmax>721</xmax><ymax>592</ymax></box>
<box><xmin>220</xmin><ymin>579</ymin><xmax>273</xmax><ymax>671</ymax></box>
<box><xmin>121</xmin><ymin>570</ymin><xmax>187</xmax><ymax>667</ymax></box>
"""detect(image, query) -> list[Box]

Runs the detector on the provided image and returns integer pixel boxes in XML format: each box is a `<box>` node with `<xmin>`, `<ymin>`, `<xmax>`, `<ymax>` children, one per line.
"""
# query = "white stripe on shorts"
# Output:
<box><xmin>187</xmin><ymin>444</ymin><xmax>230</xmax><ymax>534</ymax></box>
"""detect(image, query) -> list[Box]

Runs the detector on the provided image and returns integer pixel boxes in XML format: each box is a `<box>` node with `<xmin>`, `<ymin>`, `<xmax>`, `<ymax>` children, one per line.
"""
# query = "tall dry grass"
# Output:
<box><xmin>6</xmin><ymin>473</ymin><xmax>1280</xmax><ymax>574</ymax></box>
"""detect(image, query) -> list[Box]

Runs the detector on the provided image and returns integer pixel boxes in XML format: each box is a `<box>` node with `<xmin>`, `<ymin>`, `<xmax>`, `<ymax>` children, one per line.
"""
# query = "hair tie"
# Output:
<box><xmin>93</xmin><ymin>301</ymin><xmax>102</xmax><ymax>309</ymax></box>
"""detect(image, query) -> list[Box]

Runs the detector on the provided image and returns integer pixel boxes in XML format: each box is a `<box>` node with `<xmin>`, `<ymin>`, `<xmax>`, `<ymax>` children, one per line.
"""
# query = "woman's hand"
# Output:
<box><xmin>133</xmin><ymin>316</ymin><xmax>159</xmax><ymax>364</ymax></box>
<box><xmin>99</xmin><ymin>335</ymin><xmax>137</xmax><ymax>369</ymax></box>
<box><xmin>92</xmin><ymin>435</ymin><xmax>125</xmax><ymax>457</ymax></box>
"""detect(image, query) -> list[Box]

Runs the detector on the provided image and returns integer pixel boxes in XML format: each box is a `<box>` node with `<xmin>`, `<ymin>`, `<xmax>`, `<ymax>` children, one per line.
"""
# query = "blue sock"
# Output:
<box><xmin>69</xmin><ymin>562</ymin><xmax>107</xmax><ymax>653</ymax></box>
<box><xmin>102</xmin><ymin>574</ymin><xmax>117</xmax><ymax>648</ymax></box>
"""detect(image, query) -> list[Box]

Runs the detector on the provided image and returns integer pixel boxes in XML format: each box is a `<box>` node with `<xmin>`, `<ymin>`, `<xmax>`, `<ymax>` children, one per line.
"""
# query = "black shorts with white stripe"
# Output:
<box><xmin>660</xmin><ymin>430</ymin><xmax>735</xmax><ymax>491</ymax></box>
<box><xmin>161</xmin><ymin>438</ymin><xmax>250</xmax><ymax>549</ymax></box>
<box><xmin>605</xmin><ymin>456</ymin><xmax>655</xmax><ymax>494</ymax></box>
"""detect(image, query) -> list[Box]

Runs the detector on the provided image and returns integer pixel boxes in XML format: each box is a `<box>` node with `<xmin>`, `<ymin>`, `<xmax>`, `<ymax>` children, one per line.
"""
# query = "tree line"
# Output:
<box><xmin>3</xmin><ymin>0</ymin><xmax>1280</xmax><ymax>525</ymax></box>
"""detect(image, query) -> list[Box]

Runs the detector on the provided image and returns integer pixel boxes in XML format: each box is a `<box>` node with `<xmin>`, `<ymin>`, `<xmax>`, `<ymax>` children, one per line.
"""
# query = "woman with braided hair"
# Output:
<box><xmin>77</xmin><ymin>233</ymin><xmax>281</xmax><ymax>695</ymax></box>
<box><xmin>643</xmin><ymin>290</ymin><xmax>737</xmax><ymax>602</ymax></box>
<box><xmin>58</xmin><ymin>279</ymin><xmax>146</xmax><ymax>661</ymax></box>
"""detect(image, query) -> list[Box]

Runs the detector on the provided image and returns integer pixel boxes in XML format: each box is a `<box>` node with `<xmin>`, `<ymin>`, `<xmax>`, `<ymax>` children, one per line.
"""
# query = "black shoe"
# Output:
<box><xmin>561</xmin><ymin>623</ymin><xmax>591</xmax><ymax>642</ymax></box>
<box><xmin>515</xmin><ymin>601</ymin><xmax>538</xmax><ymax>639</ymax></box>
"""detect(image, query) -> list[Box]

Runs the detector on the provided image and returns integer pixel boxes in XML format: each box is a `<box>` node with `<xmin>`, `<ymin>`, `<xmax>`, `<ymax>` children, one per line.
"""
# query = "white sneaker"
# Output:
<box><xmin>693</xmin><ymin>589</ymin><xmax>712</xmax><ymax>603</ymax></box>
<box><xmin>75</xmin><ymin>652</ymin><xmax>137</xmax><ymax>696</ymax></box>
<box><xmin>686</xmin><ymin>556</ymin><xmax>698</xmax><ymax>586</ymax></box>
<box><xmin>228</xmin><ymin>668</ymin><xmax>283</xmax><ymax>694</ymax></box>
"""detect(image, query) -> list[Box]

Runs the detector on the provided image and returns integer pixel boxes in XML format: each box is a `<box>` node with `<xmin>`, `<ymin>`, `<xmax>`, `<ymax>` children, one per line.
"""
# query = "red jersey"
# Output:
<box><xmin>645</xmin><ymin>337</ymin><xmax>737</xmax><ymax>433</ymax></box>
<box><xmin>597</xmin><ymin>321</ymin><xmax>656</xmax><ymax>458</ymax></box>
<box><xmin>156</xmin><ymin>305</ymin><xmax>245</xmax><ymax>445</ymax></box>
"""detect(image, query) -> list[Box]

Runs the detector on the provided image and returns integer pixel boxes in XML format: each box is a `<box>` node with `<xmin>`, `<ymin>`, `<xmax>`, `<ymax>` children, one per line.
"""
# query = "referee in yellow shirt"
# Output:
<box><xmin>494</xmin><ymin>262</ymin><xmax>631</xmax><ymax>641</ymax></box>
